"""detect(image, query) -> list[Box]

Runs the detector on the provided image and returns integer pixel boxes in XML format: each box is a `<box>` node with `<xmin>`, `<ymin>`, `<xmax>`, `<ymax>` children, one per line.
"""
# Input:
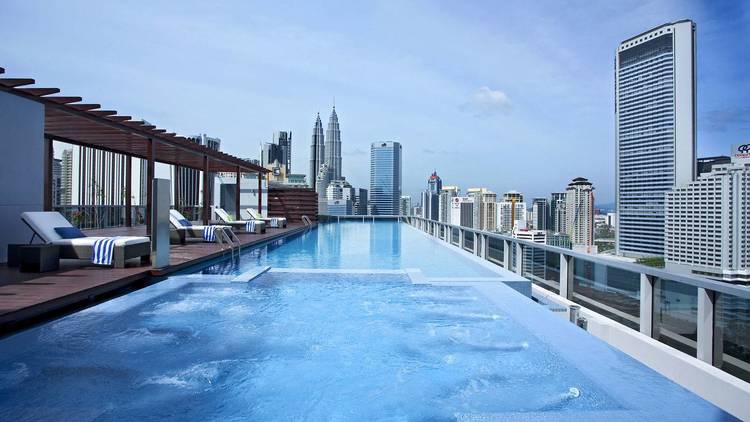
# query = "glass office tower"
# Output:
<box><xmin>369</xmin><ymin>141</ymin><xmax>402</xmax><ymax>215</ymax></box>
<box><xmin>615</xmin><ymin>20</ymin><xmax>696</xmax><ymax>257</ymax></box>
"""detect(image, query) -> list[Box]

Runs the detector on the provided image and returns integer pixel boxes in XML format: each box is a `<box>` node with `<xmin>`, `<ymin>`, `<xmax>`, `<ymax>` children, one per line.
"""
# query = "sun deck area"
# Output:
<box><xmin>0</xmin><ymin>223</ymin><xmax>310</xmax><ymax>334</ymax></box>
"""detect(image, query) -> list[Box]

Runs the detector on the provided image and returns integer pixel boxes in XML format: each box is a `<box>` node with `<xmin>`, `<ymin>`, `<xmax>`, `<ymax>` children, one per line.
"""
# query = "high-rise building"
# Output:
<box><xmin>549</xmin><ymin>192</ymin><xmax>567</xmax><ymax>233</ymax></box>
<box><xmin>273</xmin><ymin>131</ymin><xmax>292</xmax><ymax>174</ymax></box>
<box><xmin>616</xmin><ymin>20</ymin><xmax>696</xmax><ymax>257</ymax></box>
<box><xmin>531</xmin><ymin>198</ymin><xmax>549</xmax><ymax>230</ymax></box>
<box><xmin>354</xmin><ymin>188</ymin><xmax>368</xmax><ymax>216</ymax></box>
<box><xmin>565</xmin><ymin>177</ymin><xmax>596</xmax><ymax>253</ymax></box>
<box><xmin>369</xmin><ymin>141</ymin><xmax>401</xmax><ymax>215</ymax></box>
<box><xmin>497</xmin><ymin>191</ymin><xmax>526</xmax><ymax>233</ymax></box>
<box><xmin>665</xmin><ymin>146</ymin><xmax>750</xmax><ymax>283</ymax></box>
<box><xmin>422</xmin><ymin>171</ymin><xmax>442</xmax><ymax>221</ymax></box>
<box><xmin>467</xmin><ymin>188</ymin><xmax>496</xmax><ymax>231</ymax></box>
<box><xmin>52</xmin><ymin>158</ymin><xmax>62</xmax><ymax>207</ymax></box>
<box><xmin>439</xmin><ymin>186</ymin><xmax>459</xmax><ymax>223</ymax></box>
<box><xmin>316</xmin><ymin>163</ymin><xmax>332</xmax><ymax>213</ymax></box>
<box><xmin>450</xmin><ymin>196</ymin><xmax>474</xmax><ymax>227</ymax></box>
<box><xmin>309</xmin><ymin>113</ymin><xmax>325</xmax><ymax>190</ymax></box>
<box><xmin>400</xmin><ymin>195</ymin><xmax>412</xmax><ymax>216</ymax></box>
<box><xmin>325</xmin><ymin>106</ymin><xmax>342</xmax><ymax>181</ymax></box>
<box><xmin>325</xmin><ymin>178</ymin><xmax>355</xmax><ymax>215</ymax></box>
<box><xmin>59</xmin><ymin>148</ymin><xmax>73</xmax><ymax>206</ymax></box>
<box><xmin>71</xmin><ymin>147</ymin><xmax>129</xmax><ymax>207</ymax></box>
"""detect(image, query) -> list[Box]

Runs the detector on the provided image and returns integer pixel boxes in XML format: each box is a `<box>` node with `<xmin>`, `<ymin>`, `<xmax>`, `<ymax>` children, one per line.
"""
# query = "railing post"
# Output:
<box><xmin>559</xmin><ymin>253</ymin><xmax>572</xmax><ymax>299</ymax></box>
<box><xmin>515</xmin><ymin>242</ymin><xmax>523</xmax><ymax>275</ymax></box>
<box><xmin>479</xmin><ymin>234</ymin><xmax>487</xmax><ymax>259</ymax></box>
<box><xmin>639</xmin><ymin>274</ymin><xmax>654</xmax><ymax>337</ymax></box>
<box><xmin>697</xmin><ymin>287</ymin><xmax>716</xmax><ymax>364</ymax></box>
<box><xmin>503</xmin><ymin>239</ymin><xmax>511</xmax><ymax>268</ymax></box>
<box><xmin>459</xmin><ymin>227</ymin><xmax>465</xmax><ymax>248</ymax></box>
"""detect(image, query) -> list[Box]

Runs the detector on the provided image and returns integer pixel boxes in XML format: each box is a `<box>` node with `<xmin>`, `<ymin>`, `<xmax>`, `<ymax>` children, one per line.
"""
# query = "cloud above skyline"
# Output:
<box><xmin>0</xmin><ymin>0</ymin><xmax>747</xmax><ymax>204</ymax></box>
<box><xmin>460</xmin><ymin>86</ymin><xmax>512</xmax><ymax>118</ymax></box>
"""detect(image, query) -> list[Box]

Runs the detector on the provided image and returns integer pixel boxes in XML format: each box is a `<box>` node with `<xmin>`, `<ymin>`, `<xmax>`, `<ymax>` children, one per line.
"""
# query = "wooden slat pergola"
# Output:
<box><xmin>0</xmin><ymin>66</ymin><xmax>269</xmax><ymax>230</ymax></box>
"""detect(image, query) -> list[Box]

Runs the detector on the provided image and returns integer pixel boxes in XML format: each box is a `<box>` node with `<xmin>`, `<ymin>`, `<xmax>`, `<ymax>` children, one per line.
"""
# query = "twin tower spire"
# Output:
<box><xmin>309</xmin><ymin>106</ymin><xmax>342</xmax><ymax>191</ymax></box>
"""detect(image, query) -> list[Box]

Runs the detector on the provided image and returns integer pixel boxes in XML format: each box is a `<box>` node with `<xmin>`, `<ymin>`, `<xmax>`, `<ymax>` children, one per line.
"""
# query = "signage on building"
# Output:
<box><xmin>732</xmin><ymin>143</ymin><xmax>750</xmax><ymax>163</ymax></box>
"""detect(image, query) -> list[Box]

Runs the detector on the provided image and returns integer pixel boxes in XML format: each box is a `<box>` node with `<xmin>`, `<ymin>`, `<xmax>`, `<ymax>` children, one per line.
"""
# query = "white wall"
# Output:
<box><xmin>0</xmin><ymin>92</ymin><xmax>45</xmax><ymax>262</ymax></box>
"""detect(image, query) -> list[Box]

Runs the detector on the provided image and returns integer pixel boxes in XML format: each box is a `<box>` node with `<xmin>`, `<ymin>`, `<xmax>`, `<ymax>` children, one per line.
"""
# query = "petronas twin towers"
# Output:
<box><xmin>309</xmin><ymin>106</ymin><xmax>342</xmax><ymax>192</ymax></box>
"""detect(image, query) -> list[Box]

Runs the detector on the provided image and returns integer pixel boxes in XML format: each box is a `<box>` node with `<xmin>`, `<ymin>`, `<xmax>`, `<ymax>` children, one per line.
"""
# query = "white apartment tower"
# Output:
<box><xmin>438</xmin><ymin>186</ymin><xmax>459</xmax><ymax>223</ymax></box>
<box><xmin>664</xmin><ymin>145</ymin><xmax>750</xmax><ymax>283</ymax></box>
<box><xmin>450</xmin><ymin>196</ymin><xmax>474</xmax><ymax>228</ymax></box>
<box><xmin>615</xmin><ymin>20</ymin><xmax>696</xmax><ymax>257</ymax></box>
<box><xmin>565</xmin><ymin>177</ymin><xmax>596</xmax><ymax>253</ymax></box>
<box><xmin>467</xmin><ymin>188</ymin><xmax>497</xmax><ymax>231</ymax></box>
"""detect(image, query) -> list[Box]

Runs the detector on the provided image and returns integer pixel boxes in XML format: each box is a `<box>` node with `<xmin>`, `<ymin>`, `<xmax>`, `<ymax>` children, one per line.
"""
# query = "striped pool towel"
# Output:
<box><xmin>245</xmin><ymin>220</ymin><xmax>256</xmax><ymax>233</ymax></box>
<box><xmin>203</xmin><ymin>226</ymin><xmax>218</xmax><ymax>242</ymax></box>
<box><xmin>92</xmin><ymin>237</ymin><xmax>118</xmax><ymax>265</ymax></box>
<box><xmin>269</xmin><ymin>218</ymin><xmax>279</xmax><ymax>228</ymax></box>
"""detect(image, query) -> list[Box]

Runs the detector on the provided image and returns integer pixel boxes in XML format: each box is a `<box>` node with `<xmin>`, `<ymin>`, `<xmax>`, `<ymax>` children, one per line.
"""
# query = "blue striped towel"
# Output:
<box><xmin>203</xmin><ymin>226</ymin><xmax>218</xmax><ymax>242</ymax></box>
<box><xmin>245</xmin><ymin>220</ymin><xmax>256</xmax><ymax>232</ymax></box>
<box><xmin>92</xmin><ymin>237</ymin><xmax>118</xmax><ymax>265</ymax></box>
<box><xmin>269</xmin><ymin>218</ymin><xmax>279</xmax><ymax>228</ymax></box>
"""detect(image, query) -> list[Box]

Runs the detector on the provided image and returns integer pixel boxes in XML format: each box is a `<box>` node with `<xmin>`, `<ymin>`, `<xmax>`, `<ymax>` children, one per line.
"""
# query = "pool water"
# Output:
<box><xmin>200</xmin><ymin>220</ymin><xmax>500</xmax><ymax>278</ymax></box>
<box><xmin>0</xmin><ymin>222</ymin><xmax>733</xmax><ymax>420</ymax></box>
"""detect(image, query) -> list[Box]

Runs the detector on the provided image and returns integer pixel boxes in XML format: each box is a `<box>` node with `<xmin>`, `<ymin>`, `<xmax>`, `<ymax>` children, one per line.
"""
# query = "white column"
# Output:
<box><xmin>639</xmin><ymin>274</ymin><xmax>654</xmax><ymax>337</ymax></box>
<box><xmin>559</xmin><ymin>253</ymin><xmax>572</xmax><ymax>299</ymax></box>
<box><xmin>503</xmin><ymin>240</ymin><xmax>511</xmax><ymax>268</ymax></box>
<box><xmin>459</xmin><ymin>227</ymin><xmax>465</xmax><ymax>248</ymax></box>
<box><xmin>696</xmin><ymin>287</ymin><xmax>715</xmax><ymax>364</ymax></box>
<box><xmin>515</xmin><ymin>242</ymin><xmax>523</xmax><ymax>275</ymax></box>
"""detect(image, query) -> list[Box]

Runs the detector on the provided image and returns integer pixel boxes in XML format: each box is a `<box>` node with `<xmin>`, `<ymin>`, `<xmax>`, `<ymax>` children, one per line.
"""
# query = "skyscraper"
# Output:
<box><xmin>438</xmin><ymin>186</ymin><xmax>459</xmax><ymax>223</ymax></box>
<box><xmin>497</xmin><ymin>191</ymin><xmax>526</xmax><ymax>233</ymax></box>
<box><xmin>422</xmin><ymin>171</ymin><xmax>442</xmax><ymax>220</ymax></box>
<box><xmin>325</xmin><ymin>106</ymin><xmax>342</xmax><ymax>181</ymax></box>
<box><xmin>369</xmin><ymin>141</ymin><xmax>402</xmax><ymax>215</ymax></box>
<box><xmin>467</xmin><ymin>188</ymin><xmax>496</xmax><ymax>231</ymax></box>
<box><xmin>272</xmin><ymin>131</ymin><xmax>292</xmax><ymax>174</ymax></box>
<box><xmin>309</xmin><ymin>113</ymin><xmax>325</xmax><ymax>190</ymax></box>
<box><xmin>549</xmin><ymin>192</ymin><xmax>567</xmax><ymax>233</ymax></box>
<box><xmin>60</xmin><ymin>148</ymin><xmax>73</xmax><ymax>206</ymax></box>
<box><xmin>616</xmin><ymin>20</ymin><xmax>696</xmax><ymax>257</ymax></box>
<box><xmin>565</xmin><ymin>177</ymin><xmax>596</xmax><ymax>253</ymax></box>
<box><xmin>531</xmin><ymin>198</ymin><xmax>549</xmax><ymax>230</ymax></box>
<box><xmin>400</xmin><ymin>195</ymin><xmax>412</xmax><ymax>216</ymax></box>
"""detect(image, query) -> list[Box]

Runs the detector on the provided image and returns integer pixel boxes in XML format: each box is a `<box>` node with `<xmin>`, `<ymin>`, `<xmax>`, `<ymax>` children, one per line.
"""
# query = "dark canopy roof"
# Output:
<box><xmin>0</xmin><ymin>66</ymin><xmax>267</xmax><ymax>174</ymax></box>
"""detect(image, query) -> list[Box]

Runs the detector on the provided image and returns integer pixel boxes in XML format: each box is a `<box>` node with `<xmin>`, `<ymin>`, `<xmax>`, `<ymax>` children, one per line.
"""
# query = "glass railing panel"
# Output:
<box><xmin>510</xmin><ymin>242</ymin><xmax>517</xmax><ymax>272</ymax></box>
<box><xmin>571</xmin><ymin>258</ymin><xmax>641</xmax><ymax>330</ymax></box>
<box><xmin>653</xmin><ymin>277</ymin><xmax>697</xmax><ymax>357</ymax></box>
<box><xmin>463</xmin><ymin>231</ymin><xmax>474</xmax><ymax>251</ymax></box>
<box><xmin>714</xmin><ymin>293</ymin><xmax>750</xmax><ymax>382</ymax></box>
<box><xmin>522</xmin><ymin>248</ymin><xmax>560</xmax><ymax>294</ymax></box>
<box><xmin>451</xmin><ymin>228</ymin><xmax>460</xmax><ymax>245</ymax></box>
<box><xmin>487</xmin><ymin>237</ymin><xmax>504</xmax><ymax>267</ymax></box>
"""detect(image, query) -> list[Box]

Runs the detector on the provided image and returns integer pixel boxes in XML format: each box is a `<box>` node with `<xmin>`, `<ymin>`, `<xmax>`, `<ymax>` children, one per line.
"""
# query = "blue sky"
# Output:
<box><xmin>1</xmin><ymin>1</ymin><xmax>748</xmax><ymax>204</ymax></box>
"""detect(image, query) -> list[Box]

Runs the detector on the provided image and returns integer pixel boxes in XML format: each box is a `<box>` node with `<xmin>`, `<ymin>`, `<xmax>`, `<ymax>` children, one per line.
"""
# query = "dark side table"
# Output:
<box><xmin>20</xmin><ymin>245</ymin><xmax>60</xmax><ymax>273</ymax></box>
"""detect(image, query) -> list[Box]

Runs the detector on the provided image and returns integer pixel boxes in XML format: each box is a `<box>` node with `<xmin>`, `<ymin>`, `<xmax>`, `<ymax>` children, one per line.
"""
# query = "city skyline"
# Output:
<box><xmin>2</xmin><ymin>1</ymin><xmax>747</xmax><ymax>204</ymax></box>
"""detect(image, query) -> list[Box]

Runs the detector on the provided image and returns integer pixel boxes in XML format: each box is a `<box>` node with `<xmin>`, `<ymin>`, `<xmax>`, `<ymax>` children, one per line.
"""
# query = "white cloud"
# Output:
<box><xmin>461</xmin><ymin>86</ymin><xmax>512</xmax><ymax>117</ymax></box>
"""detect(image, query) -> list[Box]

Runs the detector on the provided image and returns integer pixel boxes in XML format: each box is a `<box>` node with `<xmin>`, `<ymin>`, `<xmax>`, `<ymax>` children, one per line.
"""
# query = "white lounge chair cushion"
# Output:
<box><xmin>245</xmin><ymin>208</ymin><xmax>287</xmax><ymax>222</ymax></box>
<box><xmin>52</xmin><ymin>236</ymin><xmax>149</xmax><ymax>247</ymax></box>
<box><xmin>21</xmin><ymin>211</ymin><xmax>149</xmax><ymax>245</ymax></box>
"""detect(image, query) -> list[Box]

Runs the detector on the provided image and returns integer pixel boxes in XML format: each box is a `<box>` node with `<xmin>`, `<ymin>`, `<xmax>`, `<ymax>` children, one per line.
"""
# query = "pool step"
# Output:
<box><xmin>231</xmin><ymin>266</ymin><xmax>271</xmax><ymax>282</ymax></box>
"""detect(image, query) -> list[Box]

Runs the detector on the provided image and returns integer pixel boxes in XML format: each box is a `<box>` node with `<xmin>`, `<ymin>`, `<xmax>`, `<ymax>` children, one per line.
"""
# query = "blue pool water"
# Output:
<box><xmin>200</xmin><ymin>220</ymin><xmax>499</xmax><ymax>278</ymax></box>
<box><xmin>0</xmin><ymin>222</ymin><xmax>733</xmax><ymax>420</ymax></box>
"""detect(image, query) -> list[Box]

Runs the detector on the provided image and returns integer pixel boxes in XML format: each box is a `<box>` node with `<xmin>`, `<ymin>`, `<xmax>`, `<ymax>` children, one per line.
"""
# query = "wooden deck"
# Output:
<box><xmin>0</xmin><ymin>222</ymin><xmax>310</xmax><ymax>335</ymax></box>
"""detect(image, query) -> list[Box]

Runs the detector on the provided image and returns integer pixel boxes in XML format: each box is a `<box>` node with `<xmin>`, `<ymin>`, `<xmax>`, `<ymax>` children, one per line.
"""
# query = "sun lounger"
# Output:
<box><xmin>244</xmin><ymin>208</ymin><xmax>288</xmax><ymax>228</ymax></box>
<box><xmin>212</xmin><ymin>207</ymin><xmax>266</xmax><ymax>234</ymax></box>
<box><xmin>169</xmin><ymin>209</ymin><xmax>233</xmax><ymax>244</ymax></box>
<box><xmin>20</xmin><ymin>211</ymin><xmax>150</xmax><ymax>268</ymax></box>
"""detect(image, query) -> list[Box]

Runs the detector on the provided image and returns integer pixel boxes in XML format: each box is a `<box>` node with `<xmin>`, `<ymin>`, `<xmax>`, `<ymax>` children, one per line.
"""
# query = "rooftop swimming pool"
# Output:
<box><xmin>0</xmin><ymin>221</ymin><xmax>733</xmax><ymax>420</ymax></box>
<box><xmin>200</xmin><ymin>220</ymin><xmax>500</xmax><ymax>278</ymax></box>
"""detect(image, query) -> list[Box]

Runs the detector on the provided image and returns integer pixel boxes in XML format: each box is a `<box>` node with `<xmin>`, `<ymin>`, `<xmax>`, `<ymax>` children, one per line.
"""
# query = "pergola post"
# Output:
<box><xmin>43</xmin><ymin>136</ymin><xmax>53</xmax><ymax>211</ymax></box>
<box><xmin>202</xmin><ymin>155</ymin><xmax>210</xmax><ymax>225</ymax></box>
<box><xmin>125</xmin><ymin>156</ymin><xmax>132</xmax><ymax>227</ymax></box>
<box><xmin>257</xmin><ymin>172</ymin><xmax>263</xmax><ymax>216</ymax></box>
<box><xmin>235</xmin><ymin>166</ymin><xmax>241</xmax><ymax>220</ymax></box>
<box><xmin>174</xmin><ymin>164</ymin><xmax>181</xmax><ymax>214</ymax></box>
<box><xmin>145</xmin><ymin>138</ymin><xmax>155</xmax><ymax>232</ymax></box>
